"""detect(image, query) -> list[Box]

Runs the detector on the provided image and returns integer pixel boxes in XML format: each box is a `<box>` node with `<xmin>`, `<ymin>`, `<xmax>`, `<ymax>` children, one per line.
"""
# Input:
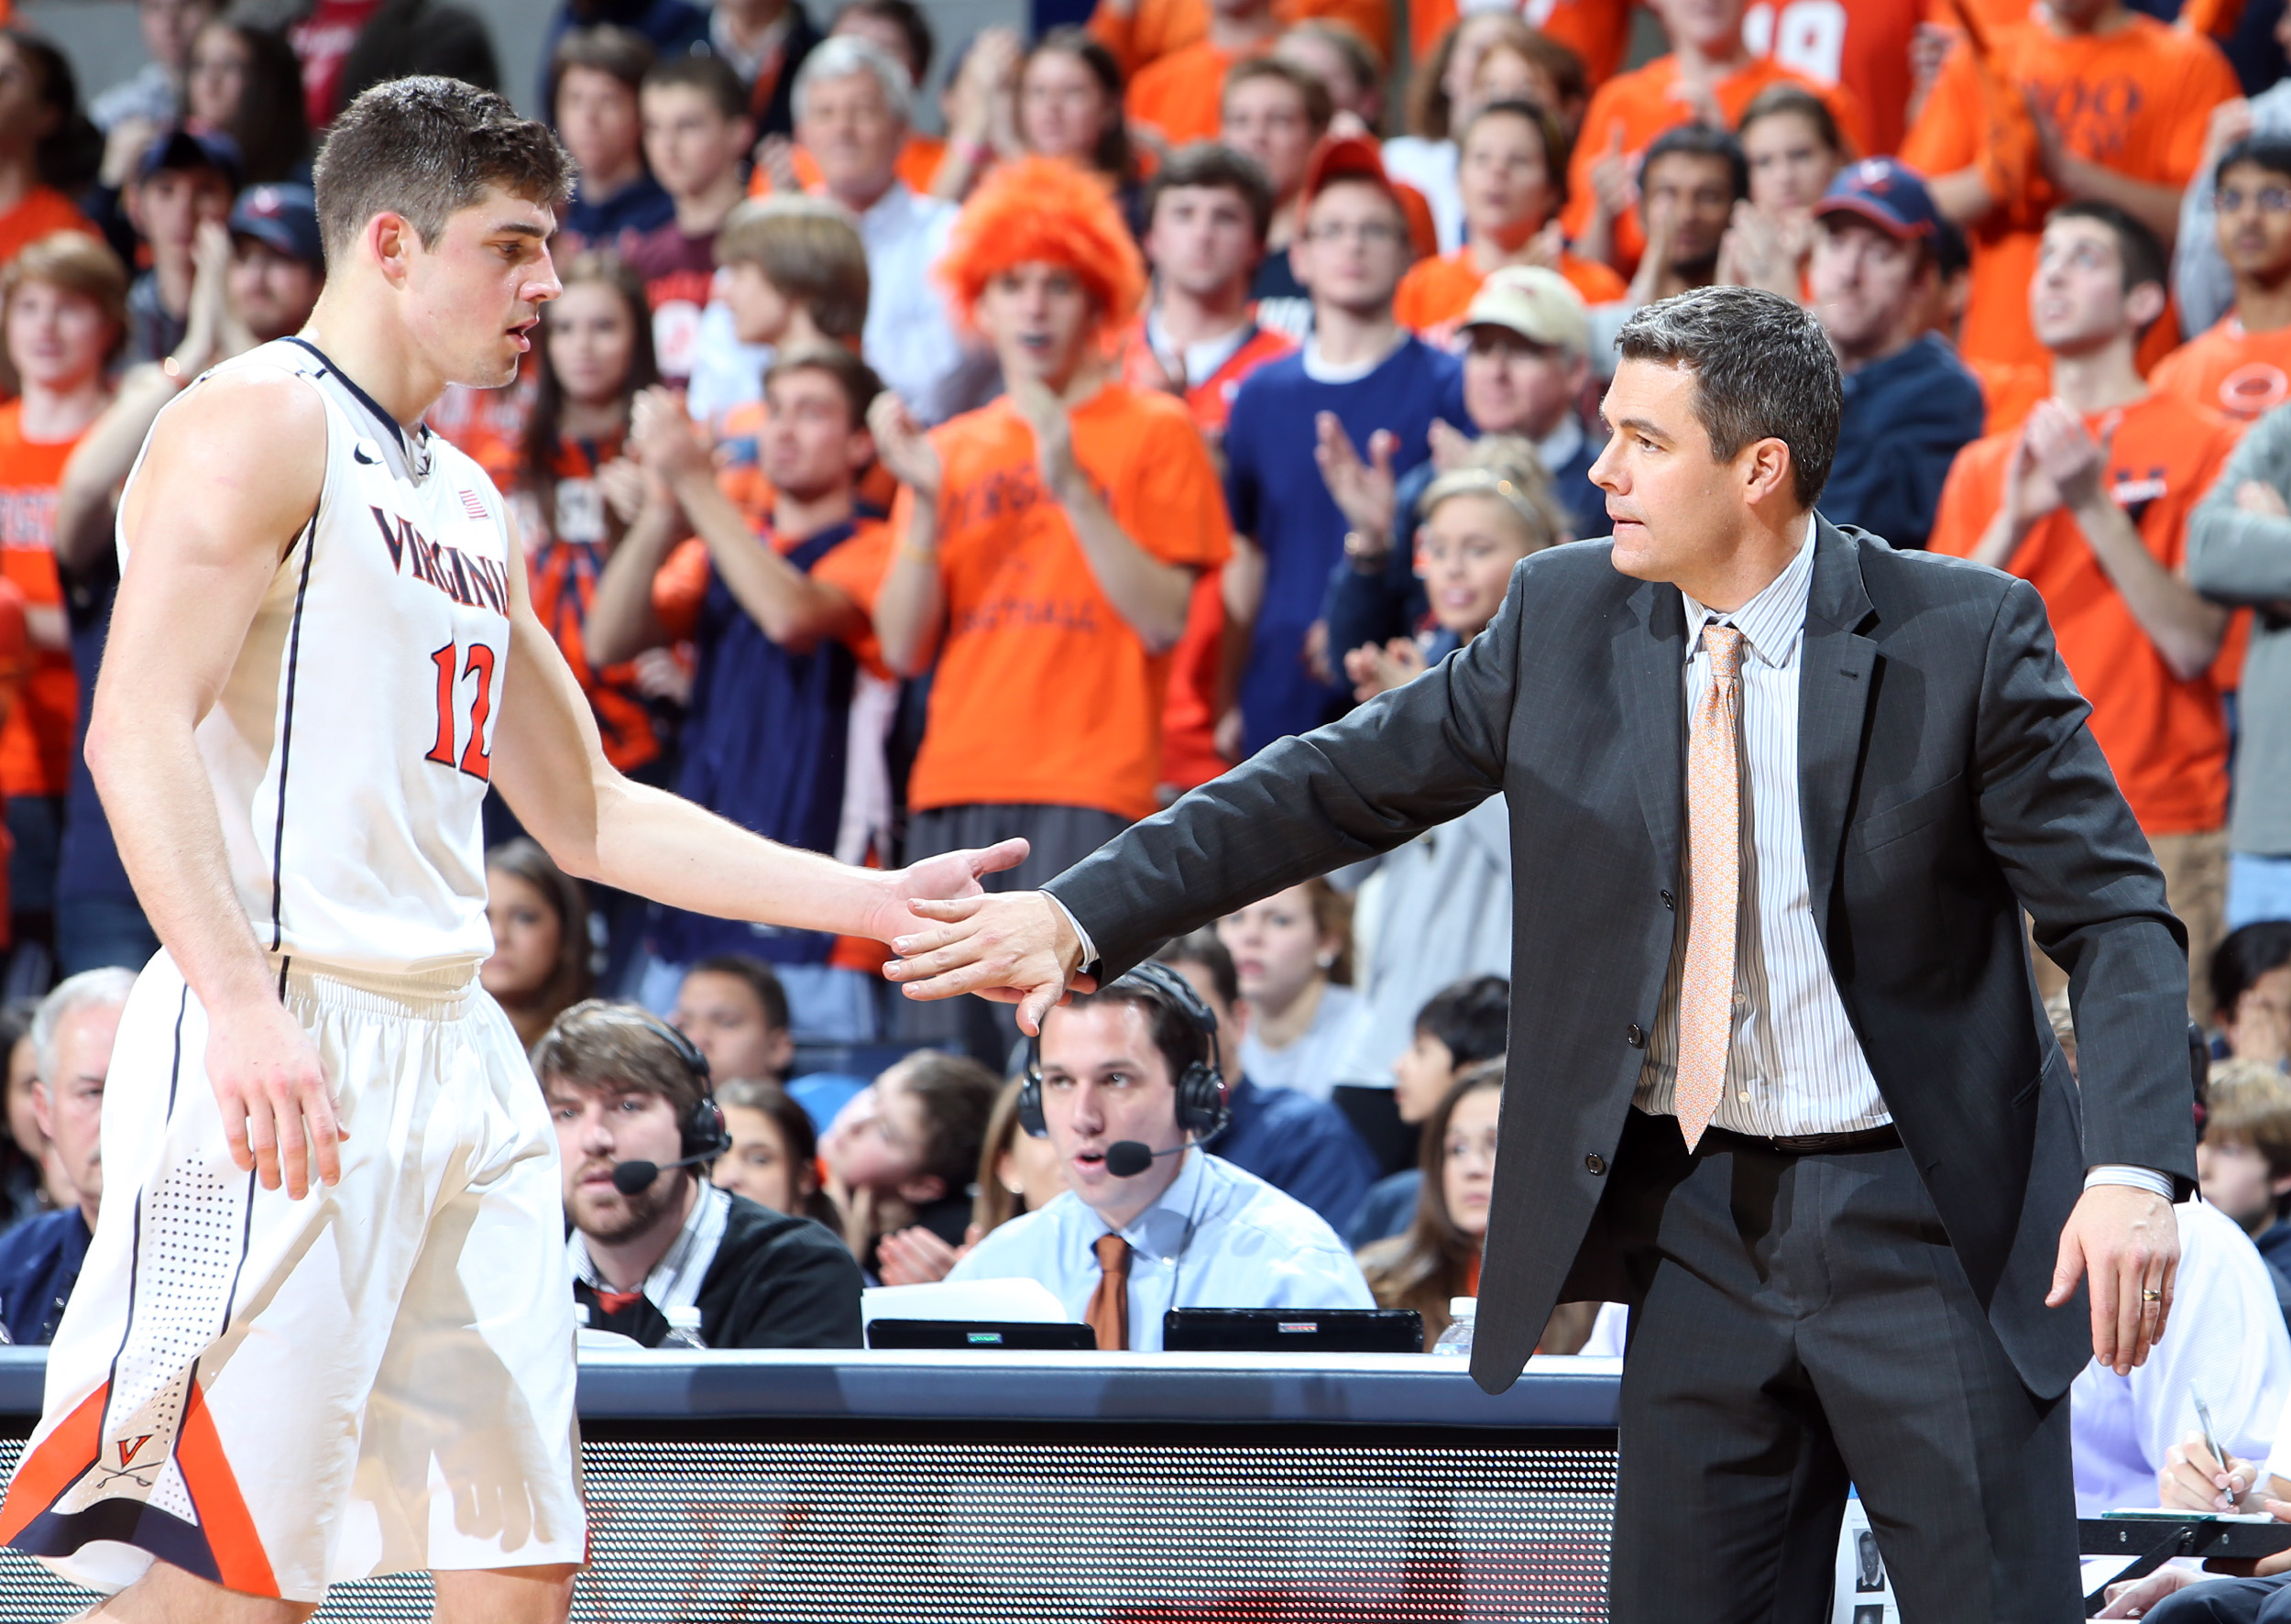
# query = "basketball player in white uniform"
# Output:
<box><xmin>0</xmin><ymin>80</ymin><xmax>1024</xmax><ymax>1624</ymax></box>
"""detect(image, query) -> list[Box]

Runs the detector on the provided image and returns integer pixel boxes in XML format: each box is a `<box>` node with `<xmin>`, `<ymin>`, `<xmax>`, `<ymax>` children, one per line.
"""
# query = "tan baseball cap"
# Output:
<box><xmin>1459</xmin><ymin>266</ymin><xmax>1590</xmax><ymax>357</ymax></box>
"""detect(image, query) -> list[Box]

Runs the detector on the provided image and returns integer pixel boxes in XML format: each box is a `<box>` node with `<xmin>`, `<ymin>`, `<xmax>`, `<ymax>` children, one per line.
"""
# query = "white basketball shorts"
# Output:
<box><xmin>0</xmin><ymin>950</ymin><xmax>584</xmax><ymax>1603</ymax></box>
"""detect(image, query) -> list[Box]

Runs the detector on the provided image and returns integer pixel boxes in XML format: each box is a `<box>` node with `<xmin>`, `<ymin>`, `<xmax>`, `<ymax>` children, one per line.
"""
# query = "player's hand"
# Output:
<box><xmin>886</xmin><ymin>890</ymin><xmax>1091</xmax><ymax>1035</ymax></box>
<box><xmin>208</xmin><ymin>996</ymin><xmax>344</xmax><ymax>1200</ymax></box>
<box><xmin>2048</xmin><ymin>1183</ymin><xmax>2178</xmax><ymax>1376</ymax></box>
<box><xmin>863</xmin><ymin>837</ymin><xmax>1031</xmax><ymax>947</ymax></box>
<box><xmin>867</xmin><ymin>392</ymin><xmax>942</xmax><ymax>501</ymax></box>
<box><xmin>2160</xmin><ymin>1430</ymin><xmax>2256</xmax><ymax>1512</ymax></box>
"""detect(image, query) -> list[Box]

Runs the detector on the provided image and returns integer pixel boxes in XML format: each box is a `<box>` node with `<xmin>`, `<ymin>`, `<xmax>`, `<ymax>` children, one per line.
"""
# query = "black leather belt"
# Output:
<box><xmin>1763</xmin><ymin>1124</ymin><xmax>1902</xmax><ymax>1155</ymax></box>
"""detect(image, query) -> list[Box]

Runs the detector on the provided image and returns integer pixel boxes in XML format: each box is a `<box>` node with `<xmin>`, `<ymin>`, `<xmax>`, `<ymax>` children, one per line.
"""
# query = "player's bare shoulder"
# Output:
<box><xmin>119</xmin><ymin>362</ymin><xmax>328</xmax><ymax>565</ymax></box>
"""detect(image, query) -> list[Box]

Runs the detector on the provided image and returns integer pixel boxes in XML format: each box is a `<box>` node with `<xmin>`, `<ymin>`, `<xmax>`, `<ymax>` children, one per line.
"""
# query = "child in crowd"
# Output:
<box><xmin>481</xmin><ymin>839</ymin><xmax>594</xmax><ymax>1054</ymax></box>
<box><xmin>713</xmin><ymin>1074</ymin><xmax>841</xmax><ymax>1232</ymax></box>
<box><xmin>1217</xmin><ymin>879</ymin><xmax>1367</xmax><ymax>1101</ymax></box>
<box><xmin>822</xmin><ymin>1048</ymin><xmax>999</xmax><ymax>1276</ymax></box>
<box><xmin>1348</xmin><ymin>975</ymin><xmax>1509</xmax><ymax>1245</ymax></box>
<box><xmin>2200</xmin><ymin>1059</ymin><xmax>2291</xmax><ymax>1281</ymax></box>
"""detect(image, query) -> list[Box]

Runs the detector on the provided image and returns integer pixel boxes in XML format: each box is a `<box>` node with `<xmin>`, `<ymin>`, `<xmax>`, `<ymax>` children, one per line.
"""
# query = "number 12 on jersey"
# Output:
<box><xmin>427</xmin><ymin>640</ymin><xmax>498</xmax><ymax>782</ymax></box>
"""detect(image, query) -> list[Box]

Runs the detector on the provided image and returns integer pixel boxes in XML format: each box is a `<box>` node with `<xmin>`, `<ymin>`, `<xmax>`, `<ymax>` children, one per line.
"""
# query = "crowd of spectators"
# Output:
<box><xmin>0</xmin><ymin>0</ymin><xmax>2290</xmax><ymax>1597</ymax></box>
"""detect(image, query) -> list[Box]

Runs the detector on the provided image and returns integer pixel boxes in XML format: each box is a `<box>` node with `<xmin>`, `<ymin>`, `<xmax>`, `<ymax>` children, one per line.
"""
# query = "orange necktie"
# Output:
<box><xmin>1674</xmin><ymin>623</ymin><xmax>1746</xmax><ymax>1151</ymax></box>
<box><xmin>1086</xmin><ymin>1234</ymin><xmax>1132</xmax><ymax>1351</ymax></box>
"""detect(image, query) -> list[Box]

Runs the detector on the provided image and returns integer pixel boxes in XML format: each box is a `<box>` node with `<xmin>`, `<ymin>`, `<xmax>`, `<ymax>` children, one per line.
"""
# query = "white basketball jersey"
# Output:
<box><xmin>121</xmin><ymin>338</ymin><xmax>512</xmax><ymax>972</ymax></box>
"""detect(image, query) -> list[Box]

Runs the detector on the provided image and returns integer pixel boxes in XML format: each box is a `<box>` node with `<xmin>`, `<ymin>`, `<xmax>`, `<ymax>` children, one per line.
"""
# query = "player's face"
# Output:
<box><xmin>35</xmin><ymin>1003</ymin><xmax>119</xmax><ymax>1212</ymax></box>
<box><xmin>1019</xmin><ymin>48</ymin><xmax>1112</xmax><ymax>166</ymax></box>
<box><xmin>5</xmin><ymin>280</ymin><xmax>114</xmax><ymax>396</ymax></box>
<box><xmin>670</xmin><ymin>970</ymin><xmax>792</xmax><ymax>1081</ymax></box>
<box><xmin>760</xmin><ymin>368</ymin><xmax>871</xmax><ymax>502</ymax></box>
<box><xmin>2030</xmin><ymin>215</ymin><xmax>2146</xmax><ymax>355</ymax></box>
<box><xmin>712</xmin><ymin>1103</ymin><xmax>812</xmax><ymax>1214</ymax></box>
<box><xmin>1463</xmin><ymin>326</ymin><xmax>1582</xmax><ymax>443</ymax></box>
<box><xmin>226</xmin><ymin>237</ymin><xmax>320</xmax><ymax>344</ymax></box>
<box><xmin>398</xmin><ymin>186</ymin><xmax>562</xmax><ymax>390</ymax></box>
<box><xmin>1593</xmin><ymin>357</ymin><xmax>1772</xmax><ymax>583</ymax></box>
<box><xmin>543</xmin><ymin>279</ymin><xmax>638</xmax><ymax>410</ymax></box>
<box><xmin>641</xmin><ymin>83</ymin><xmax>750</xmax><ymax>203</ymax></box>
<box><xmin>481</xmin><ymin>868</ymin><xmax>564</xmax><ymax>1004</ymax></box>
<box><xmin>1418</xmin><ymin>492</ymin><xmax>1536</xmax><ymax>637</ymax></box>
<box><xmin>2217</xmin><ymin>160</ymin><xmax>2291</xmax><ymax>283</ymax></box>
<box><xmin>976</xmin><ymin>262</ymin><xmax>1098</xmax><ymax>392</ymax></box>
<box><xmin>1441</xmin><ymin>1085</ymin><xmax>1501</xmax><ymax>1238</ymax></box>
<box><xmin>1221</xmin><ymin>79</ymin><xmax>1318</xmax><ymax>202</ymax></box>
<box><xmin>721</xmin><ymin>261</ymin><xmax>794</xmax><ymax>347</ymax></box>
<box><xmin>1744</xmin><ymin>111</ymin><xmax>1838</xmax><ymax>217</ymax></box>
<box><xmin>1295</xmin><ymin>181</ymin><xmax>1410</xmax><ymax>315</ymax></box>
<box><xmin>1459</xmin><ymin>111</ymin><xmax>1557</xmax><ymax>243</ymax></box>
<box><xmin>1145</xmin><ymin>185</ymin><xmax>1260</xmax><ymax>301</ymax></box>
<box><xmin>1810</xmin><ymin>216</ymin><xmax>1927</xmax><ymax>358</ymax></box>
<box><xmin>818</xmin><ymin>1071</ymin><xmax>933</xmax><ymax>1196</ymax></box>
<box><xmin>1036</xmin><ymin>1002</ymin><xmax>1185</xmax><ymax>1218</ymax></box>
<box><xmin>550</xmin><ymin>1079</ymin><xmax>687</xmax><ymax>1242</ymax></box>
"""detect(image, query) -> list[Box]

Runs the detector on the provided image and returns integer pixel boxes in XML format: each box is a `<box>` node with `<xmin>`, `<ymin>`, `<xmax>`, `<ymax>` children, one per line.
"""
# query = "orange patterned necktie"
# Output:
<box><xmin>1086</xmin><ymin>1234</ymin><xmax>1132</xmax><ymax>1351</ymax></box>
<box><xmin>1674</xmin><ymin>624</ymin><xmax>1746</xmax><ymax>1151</ymax></box>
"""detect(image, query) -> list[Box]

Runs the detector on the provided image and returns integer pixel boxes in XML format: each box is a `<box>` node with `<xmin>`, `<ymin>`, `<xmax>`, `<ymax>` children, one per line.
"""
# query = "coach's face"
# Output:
<box><xmin>1592</xmin><ymin>357</ymin><xmax>1787</xmax><ymax>595</ymax></box>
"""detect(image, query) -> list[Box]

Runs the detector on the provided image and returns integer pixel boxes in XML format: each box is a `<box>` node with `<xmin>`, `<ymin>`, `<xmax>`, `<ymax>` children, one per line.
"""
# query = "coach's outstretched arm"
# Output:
<box><xmin>884</xmin><ymin>549</ymin><xmax>1536</xmax><ymax>1030</ymax></box>
<box><xmin>486</xmin><ymin>506</ymin><xmax>1028</xmax><ymax>963</ymax></box>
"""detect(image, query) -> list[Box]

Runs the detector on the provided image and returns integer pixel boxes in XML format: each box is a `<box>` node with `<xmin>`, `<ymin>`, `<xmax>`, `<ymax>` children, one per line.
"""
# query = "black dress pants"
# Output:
<box><xmin>1604</xmin><ymin>1109</ymin><xmax>2082</xmax><ymax>1624</ymax></box>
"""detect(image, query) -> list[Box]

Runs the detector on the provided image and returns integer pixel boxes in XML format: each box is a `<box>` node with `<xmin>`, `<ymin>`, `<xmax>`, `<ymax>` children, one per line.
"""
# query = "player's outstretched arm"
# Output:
<box><xmin>488</xmin><ymin>525</ymin><xmax>1029</xmax><ymax>949</ymax></box>
<box><xmin>92</xmin><ymin>370</ymin><xmax>344</xmax><ymax>1200</ymax></box>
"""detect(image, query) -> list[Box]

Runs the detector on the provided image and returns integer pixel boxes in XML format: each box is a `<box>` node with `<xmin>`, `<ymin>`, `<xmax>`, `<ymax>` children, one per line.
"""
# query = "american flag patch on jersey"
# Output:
<box><xmin>459</xmin><ymin>488</ymin><xmax>488</xmax><ymax>521</ymax></box>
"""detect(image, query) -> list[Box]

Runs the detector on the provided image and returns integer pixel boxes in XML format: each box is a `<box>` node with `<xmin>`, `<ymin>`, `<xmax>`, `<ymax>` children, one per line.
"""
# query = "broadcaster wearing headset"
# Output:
<box><xmin>538</xmin><ymin>1001</ymin><xmax>865</xmax><ymax>1350</ymax></box>
<box><xmin>945</xmin><ymin>966</ymin><xmax>1373</xmax><ymax>1350</ymax></box>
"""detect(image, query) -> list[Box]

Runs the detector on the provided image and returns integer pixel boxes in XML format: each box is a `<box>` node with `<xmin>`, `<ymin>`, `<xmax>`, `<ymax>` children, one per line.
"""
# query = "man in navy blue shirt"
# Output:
<box><xmin>0</xmin><ymin>970</ymin><xmax>134</xmax><ymax>1345</ymax></box>
<box><xmin>553</xmin><ymin>27</ymin><xmax>679</xmax><ymax>248</ymax></box>
<box><xmin>1808</xmin><ymin>159</ymin><xmax>1985</xmax><ymax>551</ymax></box>
<box><xmin>1154</xmin><ymin>932</ymin><xmax>1378</xmax><ymax>1231</ymax></box>
<box><xmin>1223</xmin><ymin>136</ymin><xmax>1468</xmax><ymax>757</ymax></box>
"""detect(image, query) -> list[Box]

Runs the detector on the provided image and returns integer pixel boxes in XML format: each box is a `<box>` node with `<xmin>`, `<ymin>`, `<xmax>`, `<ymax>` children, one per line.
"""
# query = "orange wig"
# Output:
<box><xmin>937</xmin><ymin>156</ymin><xmax>1146</xmax><ymax>331</ymax></box>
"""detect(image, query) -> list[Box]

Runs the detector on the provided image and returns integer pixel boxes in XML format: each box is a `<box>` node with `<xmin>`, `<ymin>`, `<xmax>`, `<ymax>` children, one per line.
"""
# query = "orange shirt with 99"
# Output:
<box><xmin>893</xmin><ymin>382</ymin><xmax>1233</xmax><ymax>822</ymax></box>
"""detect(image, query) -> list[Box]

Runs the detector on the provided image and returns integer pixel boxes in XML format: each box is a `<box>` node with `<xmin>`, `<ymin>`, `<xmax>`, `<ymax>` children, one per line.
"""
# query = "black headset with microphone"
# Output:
<box><xmin>608</xmin><ymin>1014</ymin><xmax>733</xmax><ymax>1195</ymax></box>
<box><xmin>1017</xmin><ymin>960</ymin><xmax>1229</xmax><ymax>1169</ymax></box>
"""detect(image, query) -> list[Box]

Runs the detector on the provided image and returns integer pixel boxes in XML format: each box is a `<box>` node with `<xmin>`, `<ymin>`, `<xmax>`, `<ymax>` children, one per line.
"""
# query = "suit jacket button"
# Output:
<box><xmin>1626</xmin><ymin>1023</ymin><xmax>1646</xmax><ymax>1048</ymax></box>
<box><xmin>1585</xmin><ymin>1153</ymin><xmax>1607</xmax><ymax>1176</ymax></box>
<box><xmin>1661</xmin><ymin>890</ymin><xmax>1675</xmax><ymax>909</ymax></box>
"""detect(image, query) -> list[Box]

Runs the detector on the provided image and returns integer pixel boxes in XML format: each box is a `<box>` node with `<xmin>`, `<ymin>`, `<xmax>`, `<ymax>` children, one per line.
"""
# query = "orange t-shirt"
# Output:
<box><xmin>1926</xmin><ymin>390</ymin><xmax>2241</xmax><ymax>834</ymax></box>
<box><xmin>1393</xmin><ymin>247</ymin><xmax>1628</xmax><ymax>338</ymax></box>
<box><xmin>1562</xmin><ymin>54</ymin><xmax>1869</xmax><ymax>274</ymax></box>
<box><xmin>1410</xmin><ymin>0</ymin><xmax>1637</xmax><ymax>93</ymax></box>
<box><xmin>2149</xmin><ymin>315</ymin><xmax>2291</xmax><ymax>424</ymax></box>
<box><xmin>1966</xmin><ymin>355</ymin><xmax>2049</xmax><ymax>435</ymax></box>
<box><xmin>0</xmin><ymin>401</ymin><xmax>87</xmax><ymax>801</ymax></box>
<box><xmin>893</xmin><ymin>382</ymin><xmax>1233</xmax><ymax>820</ymax></box>
<box><xmin>1899</xmin><ymin>16</ymin><xmax>2238</xmax><ymax>372</ymax></box>
<box><xmin>0</xmin><ymin>189</ymin><xmax>94</xmax><ymax>270</ymax></box>
<box><xmin>1091</xmin><ymin>0</ymin><xmax>1392</xmax><ymax>77</ymax></box>
<box><xmin>1128</xmin><ymin>38</ymin><xmax>1259</xmax><ymax>148</ymax></box>
<box><xmin>1744</xmin><ymin>0</ymin><xmax>1922</xmax><ymax>157</ymax></box>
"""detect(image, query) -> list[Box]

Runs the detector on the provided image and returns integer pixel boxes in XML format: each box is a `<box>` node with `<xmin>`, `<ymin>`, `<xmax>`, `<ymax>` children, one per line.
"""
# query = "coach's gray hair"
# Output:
<box><xmin>33</xmin><ymin>968</ymin><xmax>137</xmax><ymax>1081</ymax></box>
<box><xmin>1615</xmin><ymin>285</ymin><xmax>1843</xmax><ymax>510</ymax></box>
<box><xmin>793</xmin><ymin>36</ymin><xmax>914</xmax><ymax>129</ymax></box>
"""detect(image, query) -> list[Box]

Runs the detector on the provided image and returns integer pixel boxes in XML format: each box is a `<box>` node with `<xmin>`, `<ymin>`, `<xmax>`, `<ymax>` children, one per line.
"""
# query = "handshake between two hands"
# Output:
<box><xmin>2097</xmin><ymin>1435</ymin><xmax>2291</xmax><ymax>1618</ymax></box>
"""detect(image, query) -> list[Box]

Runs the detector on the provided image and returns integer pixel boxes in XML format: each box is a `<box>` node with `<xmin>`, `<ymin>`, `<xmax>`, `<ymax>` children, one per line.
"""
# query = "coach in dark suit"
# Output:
<box><xmin>882</xmin><ymin>286</ymin><xmax>2196</xmax><ymax>1622</ymax></box>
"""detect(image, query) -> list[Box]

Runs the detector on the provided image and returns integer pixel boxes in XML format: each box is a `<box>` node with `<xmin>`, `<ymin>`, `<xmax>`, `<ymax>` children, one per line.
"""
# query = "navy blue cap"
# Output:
<box><xmin>136</xmin><ymin>125</ymin><xmax>244</xmax><ymax>190</ymax></box>
<box><xmin>1813</xmin><ymin>157</ymin><xmax>1942</xmax><ymax>240</ymax></box>
<box><xmin>228</xmin><ymin>182</ymin><xmax>322</xmax><ymax>268</ymax></box>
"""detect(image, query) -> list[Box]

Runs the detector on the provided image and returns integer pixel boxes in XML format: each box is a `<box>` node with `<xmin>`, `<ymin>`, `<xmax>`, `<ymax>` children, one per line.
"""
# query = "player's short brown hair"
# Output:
<box><xmin>532</xmin><ymin>1000</ymin><xmax>709</xmax><ymax>1119</ymax></box>
<box><xmin>715</xmin><ymin>194</ymin><xmax>871</xmax><ymax>340</ymax></box>
<box><xmin>314</xmin><ymin>76</ymin><xmax>573</xmax><ymax>262</ymax></box>
<box><xmin>2</xmin><ymin>230</ymin><xmax>129</xmax><ymax>363</ymax></box>
<box><xmin>2207</xmin><ymin>1059</ymin><xmax>2291</xmax><ymax>1182</ymax></box>
<box><xmin>764</xmin><ymin>344</ymin><xmax>883</xmax><ymax>429</ymax></box>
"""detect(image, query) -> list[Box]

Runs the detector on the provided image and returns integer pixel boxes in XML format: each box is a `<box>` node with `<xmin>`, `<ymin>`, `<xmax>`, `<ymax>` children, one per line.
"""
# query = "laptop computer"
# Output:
<box><xmin>1161</xmin><ymin>1307</ymin><xmax>1425</xmax><ymax>1354</ymax></box>
<box><xmin>866</xmin><ymin>1319</ymin><xmax>1099</xmax><ymax>1351</ymax></box>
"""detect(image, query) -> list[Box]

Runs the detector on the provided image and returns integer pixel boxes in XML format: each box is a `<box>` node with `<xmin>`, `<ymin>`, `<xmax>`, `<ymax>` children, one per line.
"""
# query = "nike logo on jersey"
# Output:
<box><xmin>368</xmin><ymin>506</ymin><xmax>508</xmax><ymax>613</ymax></box>
<box><xmin>353</xmin><ymin>444</ymin><xmax>380</xmax><ymax>466</ymax></box>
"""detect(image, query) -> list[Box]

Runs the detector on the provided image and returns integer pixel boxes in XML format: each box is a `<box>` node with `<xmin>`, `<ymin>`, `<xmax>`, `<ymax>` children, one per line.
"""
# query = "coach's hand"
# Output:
<box><xmin>2050</xmin><ymin>1184</ymin><xmax>2179</xmax><ymax>1377</ymax></box>
<box><xmin>862</xmin><ymin>838</ymin><xmax>1030</xmax><ymax>949</ymax></box>
<box><xmin>886</xmin><ymin>891</ymin><xmax>1091</xmax><ymax>1035</ymax></box>
<box><xmin>209</xmin><ymin>997</ymin><xmax>342</xmax><ymax>1200</ymax></box>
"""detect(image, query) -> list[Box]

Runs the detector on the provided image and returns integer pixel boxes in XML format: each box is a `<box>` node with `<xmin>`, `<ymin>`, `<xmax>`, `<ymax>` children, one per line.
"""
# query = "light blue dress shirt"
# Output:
<box><xmin>945</xmin><ymin>1150</ymin><xmax>1375</xmax><ymax>1351</ymax></box>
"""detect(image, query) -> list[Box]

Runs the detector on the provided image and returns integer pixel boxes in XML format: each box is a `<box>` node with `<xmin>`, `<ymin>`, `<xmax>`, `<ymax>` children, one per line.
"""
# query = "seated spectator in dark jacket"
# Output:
<box><xmin>1806</xmin><ymin>158</ymin><xmax>1983</xmax><ymax>551</ymax></box>
<box><xmin>821</xmin><ymin>1048</ymin><xmax>999</xmax><ymax>1277</ymax></box>
<box><xmin>1345</xmin><ymin>975</ymin><xmax>1510</xmax><ymax>1247</ymax></box>
<box><xmin>0</xmin><ymin>969</ymin><xmax>135</xmax><ymax>1345</ymax></box>
<box><xmin>1153</xmin><ymin>930</ymin><xmax>1379</xmax><ymax>1228</ymax></box>
<box><xmin>542</xmin><ymin>1000</ymin><xmax>863</xmax><ymax>1348</ymax></box>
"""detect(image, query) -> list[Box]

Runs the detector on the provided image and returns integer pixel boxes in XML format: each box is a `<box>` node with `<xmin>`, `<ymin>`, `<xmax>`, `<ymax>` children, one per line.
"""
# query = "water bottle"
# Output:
<box><xmin>1431</xmin><ymin>1297</ymin><xmax>1476</xmax><ymax>1356</ymax></box>
<box><xmin>661</xmin><ymin>1305</ymin><xmax>708</xmax><ymax>1350</ymax></box>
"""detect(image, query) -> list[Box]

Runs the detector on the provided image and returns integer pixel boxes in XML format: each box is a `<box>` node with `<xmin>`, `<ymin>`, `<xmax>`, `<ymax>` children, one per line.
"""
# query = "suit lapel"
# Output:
<box><xmin>1798</xmin><ymin>519</ymin><xmax>1879</xmax><ymax>938</ymax></box>
<box><xmin>1616</xmin><ymin>579</ymin><xmax>1686</xmax><ymax>885</ymax></box>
